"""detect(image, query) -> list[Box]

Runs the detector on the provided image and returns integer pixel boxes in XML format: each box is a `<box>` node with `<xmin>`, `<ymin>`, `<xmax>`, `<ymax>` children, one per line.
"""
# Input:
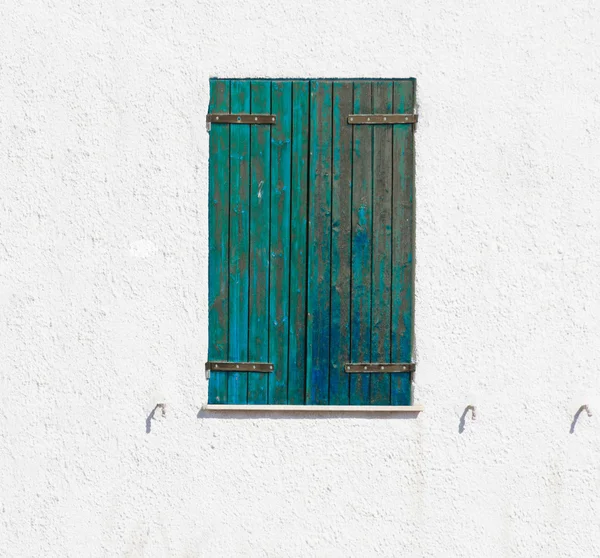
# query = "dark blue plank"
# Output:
<box><xmin>208</xmin><ymin>79</ymin><xmax>230</xmax><ymax>404</ymax></box>
<box><xmin>228</xmin><ymin>80</ymin><xmax>251</xmax><ymax>404</ymax></box>
<box><xmin>306</xmin><ymin>80</ymin><xmax>333</xmax><ymax>404</ymax></box>
<box><xmin>268</xmin><ymin>81</ymin><xmax>292</xmax><ymax>404</ymax></box>
<box><xmin>329</xmin><ymin>81</ymin><xmax>353</xmax><ymax>405</ymax></box>
<box><xmin>391</xmin><ymin>79</ymin><xmax>416</xmax><ymax>405</ymax></box>
<box><xmin>350</xmin><ymin>81</ymin><xmax>372</xmax><ymax>405</ymax></box>
<box><xmin>370</xmin><ymin>80</ymin><xmax>394</xmax><ymax>405</ymax></box>
<box><xmin>288</xmin><ymin>80</ymin><xmax>310</xmax><ymax>405</ymax></box>
<box><xmin>247</xmin><ymin>80</ymin><xmax>271</xmax><ymax>404</ymax></box>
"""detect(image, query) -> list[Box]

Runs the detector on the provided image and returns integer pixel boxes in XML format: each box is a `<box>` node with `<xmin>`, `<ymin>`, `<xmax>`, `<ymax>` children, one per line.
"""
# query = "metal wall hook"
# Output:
<box><xmin>570</xmin><ymin>404</ymin><xmax>592</xmax><ymax>434</ymax></box>
<box><xmin>467</xmin><ymin>404</ymin><xmax>477</xmax><ymax>421</ymax></box>
<box><xmin>581</xmin><ymin>404</ymin><xmax>592</xmax><ymax>417</ymax></box>
<box><xmin>459</xmin><ymin>405</ymin><xmax>477</xmax><ymax>433</ymax></box>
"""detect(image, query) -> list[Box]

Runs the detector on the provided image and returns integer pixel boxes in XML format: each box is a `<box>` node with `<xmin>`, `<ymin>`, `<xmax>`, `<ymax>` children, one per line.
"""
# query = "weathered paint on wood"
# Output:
<box><xmin>247</xmin><ymin>80</ymin><xmax>271</xmax><ymax>404</ymax></box>
<box><xmin>306</xmin><ymin>80</ymin><xmax>332</xmax><ymax>404</ymax></box>
<box><xmin>288</xmin><ymin>80</ymin><xmax>310</xmax><ymax>405</ymax></box>
<box><xmin>268</xmin><ymin>81</ymin><xmax>292</xmax><ymax>404</ymax></box>
<box><xmin>390</xmin><ymin>79</ymin><xmax>415</xmax><ymax>405</ymax></box>
<box><xmin>208</xmin><ymin>79</ymin><xmax>230</xmax><ymax>405</ymax></box>
<box><xmin>370</xmin><ymin>81</ymin><xmax>394</xmax><ymax>405</ymax></box>
<box><xmin>207</xmin><ymin>79</ymin><xmax>415</xmax><ymax>407</ymax></box>
<box><xmin>350</xmin><ymin>81</ymin><xmax>373</xmax><ymax>405</ymax></box>
<box><xmin>329</xmin><ymin>81</ymin><xmax>353</xmax><ymax>405</ymax></box>
<box><xmin>228</xmin><ymin>80</ymin><xmax>250</xmax><ymax>404</ymax></box>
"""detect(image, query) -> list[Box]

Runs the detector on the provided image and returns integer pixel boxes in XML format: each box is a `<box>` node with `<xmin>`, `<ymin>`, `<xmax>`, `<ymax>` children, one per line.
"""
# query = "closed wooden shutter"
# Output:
<box><xmin>207</xmin><ymin>79</ymin><xmax>415</xmax><ymax>406</ymax></box>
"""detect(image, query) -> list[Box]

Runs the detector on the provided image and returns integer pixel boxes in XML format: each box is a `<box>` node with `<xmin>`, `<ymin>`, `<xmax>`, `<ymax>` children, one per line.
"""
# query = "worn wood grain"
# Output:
<box><xmin>306</xmin><ymin>80</ymin><xmax>332</xmax><ymax>404</ymax></box>
<box><xmin>370</xmin><ymin>80</ymin><xmax>394</xmax><ymax>405</ymax></box>
<box><xmin>228</xmin><ymin>80</ymin><xmax>251</xmax><ymax>404</ymax></box>
<box><xmin>288</xmin><ymin>80</ymin><xmax>310</xmax><ymax>405</ymax></box>
<box><xmin>350</xmin><ymin>81</ymin><xmax>372</xmax><ymax>405</ymax></box>
<box><xmin>391</xmin><ymin>79</ymin><xmax>415</xmax><ymax>405</ymax></box>
<box><xmin>247</xmin><ymin>80</ymin><xmax>271</xmax><ymax>404</ymax></box>
<box><xmin>329</xmin><ymin>81</ymin><xmax>353</xmax><ymax>405</ymax></box>
<box><xmin>208</xmin><ymin>79</ymin><xmax>230</xmax><ymax>404</ymax></box>
<box><xmin>268</xmin><ymin>81</ymin><xmax>292</xmax><ymax>404</ymax></box>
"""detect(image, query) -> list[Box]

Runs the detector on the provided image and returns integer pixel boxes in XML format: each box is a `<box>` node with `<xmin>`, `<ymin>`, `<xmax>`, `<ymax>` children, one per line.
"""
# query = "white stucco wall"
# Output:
<box><xmin>2</xmin><ymin>0</ymin><xmax>600</xmax><ymax>556</ymax></box>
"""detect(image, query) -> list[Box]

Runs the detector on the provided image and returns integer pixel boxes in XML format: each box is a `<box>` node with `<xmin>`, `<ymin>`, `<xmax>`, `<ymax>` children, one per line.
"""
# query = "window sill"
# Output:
<box><xmin>202</xmin><ymin>404</ymin><xmax>423</xmax><ymax>413</ymax></box>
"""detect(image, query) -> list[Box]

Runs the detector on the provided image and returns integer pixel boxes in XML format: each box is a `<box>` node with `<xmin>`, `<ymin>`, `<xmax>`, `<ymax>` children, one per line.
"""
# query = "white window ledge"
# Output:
<box><xmin>202</xmin><ymin>404</ymin><xmax>423</xmax><ymax>413</ymax></box>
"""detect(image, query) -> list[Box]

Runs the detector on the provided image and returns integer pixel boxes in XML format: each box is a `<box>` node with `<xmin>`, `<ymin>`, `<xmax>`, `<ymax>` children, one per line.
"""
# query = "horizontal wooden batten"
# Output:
<box><xmin>202</xmin><ymin>404</ymin><xmax>424</xmax><ymax>413</ymax></box>
<box><xmin>206</xmin><ymin>114</ymin><xmax>277</xmax><ymax>124</ymax></box>
<box><xmin>347</xmin><ymin>114</ymin><xmax>418</xmax><ymax>124</ymax></box>
<box><xmin>345</xmin><ymin>363</ymin><xmax>415</xmax><ymax>373</ymax></box>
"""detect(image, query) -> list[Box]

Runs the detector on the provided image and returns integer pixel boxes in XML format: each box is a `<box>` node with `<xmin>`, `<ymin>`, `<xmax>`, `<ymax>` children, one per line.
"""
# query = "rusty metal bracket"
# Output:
<box><xmin>204</xmin><ymin>361</ymin><xmax>275</xmax><ymax>380</ymax></box>
<box><xmin>347</xmin><ymin>114</ymin><xmax>418</xmax><ymax>124</ymax></box>
<box><xmin>344</xmin><ymin>363</ymin><xmax>415</xmax><ymax>373</ymax></box>
<box><xmin>206</xmin><ymin>114</ymin><xmax>277</xmax><ymax>125</ymax></box>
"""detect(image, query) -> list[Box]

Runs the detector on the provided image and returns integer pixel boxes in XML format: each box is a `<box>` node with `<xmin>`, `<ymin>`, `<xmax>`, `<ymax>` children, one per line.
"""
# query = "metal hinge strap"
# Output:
<box><xmin>206</xmin><ymin>114</ymin><xmax>277</xmax><ymax>125</ymax></box>
<box><xmin>345</xmin><ymin>363</ymin><xmax>415</xmax><ymax>373</ymax></box>
<box><xmin>204</xmin><ymin>361</ymin><xmax>275</xmax><ymax>380</ymax></box>
<box><xmin>347</xmin><ymin>114</ymin><xmax>417</xmax><ymax>124</ymax></box>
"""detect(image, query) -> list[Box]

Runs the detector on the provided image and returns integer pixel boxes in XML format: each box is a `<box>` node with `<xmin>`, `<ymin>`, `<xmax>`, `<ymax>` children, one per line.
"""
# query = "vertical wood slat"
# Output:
<box><xmin>391</xmin><ymin>79</ymin><xmax>415</xmax><ymax>405</ymax></box>
<box><xmin>329</xmin><ymin>81</ymin><xmax>353</xmax><ymax>405</ymax></box>
<box><xmin>350</xmin><ymin>81</ymin><xmax>373</xmax><ymax>405</ymax></box>
<box><xmin>306</xmin><ymin>80</ymin><xmax>333</xmax><ymax>404</ymax></box>
<box><xmin>208</xmin><ymin>79</ymin><xmax>230</xmax><ymax>404</ymax></box>
<box><xmin>268</xmin><ymin>81</ymin><xmax>292</xmax><ymax>404</ymax></box>
<box><xmin>228</xmin><ymin>80</ymin><xmax>251</xmax><ymax>404</ymax></box>
<box><xmin>287</xmin><ymin>80</ymin><xmax>310</xmax><ymax>405</ymax></box>
<box><xmin>247</xmin><ymin>80</ymin><xmax>271</xmax><ymax>404</ymax></box>
<box><xmin>370</xmin><ymin>81</ymin><xmax>394</xmax><ymax>405</ymax></box>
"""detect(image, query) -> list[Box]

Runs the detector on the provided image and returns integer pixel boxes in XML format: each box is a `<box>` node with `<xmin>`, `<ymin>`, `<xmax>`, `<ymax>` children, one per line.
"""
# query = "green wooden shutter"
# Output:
<box><xmin>207</xmin><ymin>79</ymin><xmax>415</xmax><ymax>406</ymax></box>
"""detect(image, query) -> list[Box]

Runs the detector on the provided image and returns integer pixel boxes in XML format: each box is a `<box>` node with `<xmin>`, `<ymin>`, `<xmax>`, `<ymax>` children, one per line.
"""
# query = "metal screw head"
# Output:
<box><xmin>349</xmin><ymin>117</ymin><xmax>354</xmax><ymax>122</ymax></box>
<box><xmin>254</xmin><ymin>117</ymin><xmax>258</xmax><ymax>121</ymax></box>
<box><xmin>364</xmin><ymin>366</ymin><xmax>368</xmax><ymax>370</ymax></box>
<box><xmin>237</xmin><ymin>116</ymin><xmax>241</xmax><ymax>122</ymax></box>
<box><xmin>381</xmin><ymin>366</ymin><xmax>384</xmax><ymax>370</ymax></box>
<box><xmin>215</xmin><ymin>116</ymin><xmax>219</xmax><ymax>120</ymax></box>
<box><xmin>236</xmin><ymin>364</ymin><xmax>239</xmax><ymax>368</ymax></box>
<box><xmin>215</xmin><ymin>364</ymin><xmax>219</xmax><ymax>368</ymax></box>
<box><xmin>404</xmin><ymin>116</ymin><xmax>408</xmax><ymax>121</ymax></box>
<box><xmin>253</xmin><ymin>365</ymin><xmax>256</xmax><ymax>369</ymax></box>
<box><xmin>383</xmin><ymin>117</ymin><xmax>387</xmax><ymax>121</ymax></box>
<box><xmin>367</xmin><ymin>117</ymin><xmax>371</xmax><ymax>121</ymax></box>
<box><xmin>271</xmin><ymin>117</ymin><xmax>275</xmax><ymax>121</ymax></box>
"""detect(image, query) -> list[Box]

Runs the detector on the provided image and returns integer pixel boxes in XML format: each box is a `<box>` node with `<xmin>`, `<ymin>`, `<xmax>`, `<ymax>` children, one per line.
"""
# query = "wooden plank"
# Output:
<box><xmin>287</xmin><ymin>80</ymin><xmax>310</xmax><ymax>405</ymax></box>
<box><xmin>391</xmin><ymin>79</ymin><xmax>416</xmax><ymax>405</ymax></box>
<box><xmin>350</xmin><ymin>81</ymin><xmax>373</xmax><ymax>405</ymax></box>
<box><xmin>370</xmin><ymin>80</ymin><xmax>394</xmax><ymax>405</ymax></box>
<box><xmin>329</xmin><ymin>81</ymin><xmax>353</xmax><ymax>405</ymax></box>
<box><xmin>203</xmin><ymin>404</ymin><xmax>424</xmax><ymax>413</ymax></box>
<box><xmin>306</xmin><ymin>80</ymin><xmax>333</xmax><ymax>404</ymax></box>
<box><xmin>247</xmin><ymin>80</ymin><xmax>271</xmax><ymax>404</ymax></box>
<box><xmin>228</xmin><ymin>80</ymin><xmax>251</xmax><ymax>404</ymax></box>
<box><xmin>268</xmin><ymin>81</ymin><xmax>292</xmax><ymax>404</ymax></box>
<box><xmin>208</xmin><ymin>79</ymin><xmax>230</xmax><ymax>404</ymax></box>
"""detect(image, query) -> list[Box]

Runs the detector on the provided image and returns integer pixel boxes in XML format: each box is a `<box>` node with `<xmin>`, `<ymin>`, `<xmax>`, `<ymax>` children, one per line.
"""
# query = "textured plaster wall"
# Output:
<box><xmin>2</xmin><ymin>0</ymin><xmax>600</xmax><ymax>556</ymax></box>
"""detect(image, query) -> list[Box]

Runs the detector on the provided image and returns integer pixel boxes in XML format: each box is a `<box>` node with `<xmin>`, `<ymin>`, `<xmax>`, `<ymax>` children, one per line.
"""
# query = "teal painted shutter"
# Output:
<box><xmin>207</xmin><ymin>79</ymin><xmax>415</xmax><ymax>405</ymax></box>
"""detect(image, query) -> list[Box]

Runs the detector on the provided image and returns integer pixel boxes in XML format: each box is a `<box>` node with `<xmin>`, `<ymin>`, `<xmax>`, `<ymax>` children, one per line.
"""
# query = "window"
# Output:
<box><xmin>206</xmin><ymin>79</ymin><xmax>416</xmax><ymax>408</ymax></box>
